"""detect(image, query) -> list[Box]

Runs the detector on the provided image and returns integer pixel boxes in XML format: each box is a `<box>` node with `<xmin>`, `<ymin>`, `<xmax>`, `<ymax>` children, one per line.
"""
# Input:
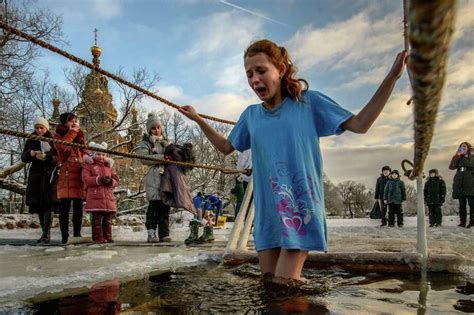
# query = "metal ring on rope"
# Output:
<box><xmin>401</xmin><ymin>159</ymin><xmax>414</xmax><ymax>180</ymax></box>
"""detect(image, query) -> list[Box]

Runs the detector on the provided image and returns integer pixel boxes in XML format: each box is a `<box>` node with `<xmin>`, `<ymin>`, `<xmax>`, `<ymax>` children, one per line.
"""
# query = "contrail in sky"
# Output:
<box><xmin>219</xmin><ymin>0</ymin><xmax>288</xmax><ymax>26</ymax></box>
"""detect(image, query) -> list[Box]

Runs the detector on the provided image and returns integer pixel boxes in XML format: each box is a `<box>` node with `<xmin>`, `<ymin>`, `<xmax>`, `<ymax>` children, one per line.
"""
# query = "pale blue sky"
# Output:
<box><xmin>29</xmin><ymin>0</ymin><xmax>473</xmax><ymax>187</ymax></box>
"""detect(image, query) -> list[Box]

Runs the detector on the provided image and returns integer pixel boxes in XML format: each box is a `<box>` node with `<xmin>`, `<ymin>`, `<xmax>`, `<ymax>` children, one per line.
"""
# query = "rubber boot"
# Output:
<box><xmin>196</xmin><ymin>225</ymin><xmax>215</xmax><ymax>243</ymax></box>
<box><xmin>147</xmin><ymin>229</ymin><xmax>158</xmax><ymax>243</ymax></box>
<box><xmin>184</xmin><ymin>221</ymin><xmax>200</xmax><ymax>245</ymax></box>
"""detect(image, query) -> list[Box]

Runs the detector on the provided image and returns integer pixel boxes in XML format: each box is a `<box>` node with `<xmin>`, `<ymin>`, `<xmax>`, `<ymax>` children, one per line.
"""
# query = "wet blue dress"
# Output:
<box><xmin>228</xmin><ymin>90</ymin><xmax>353</xmax><ymax>252</ymax></box>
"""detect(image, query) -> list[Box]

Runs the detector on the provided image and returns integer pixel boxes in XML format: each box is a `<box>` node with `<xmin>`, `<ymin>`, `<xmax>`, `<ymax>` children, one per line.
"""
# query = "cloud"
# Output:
<box><xmin>452</xmin><ymin>0</ymin><xmax>474</xmax><ymax>42</ymax></box>
<box><xmin>39</xmin><ymin>0</ymin><xmax>123</xmax><ymax>21</ymax></box>
<box><xmin>194</xmin><ymin>92</ymin><xmax>258</xmax><ymax>121</ymax></box>
<box><xmin>178</xmin><ymin>11</ymin><xmax>264</xmax><ymax>61</ymax></box>
<box><xmin>286</xmin><ymin>10</ymin><xmax>401</xmax><ymax>74</ymax></box>
<box><xmin>91</xmin><ymin>0</ymin><xmax>123</xmax><ymax>19</ymax></box>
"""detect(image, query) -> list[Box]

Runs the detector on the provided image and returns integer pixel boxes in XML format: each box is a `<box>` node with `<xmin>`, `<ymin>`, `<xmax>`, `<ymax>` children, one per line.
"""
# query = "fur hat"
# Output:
<box><xmin>59</xmin><ymin>112</ymin><xmax>78</xmax><ymax>125</ymax></box>
<box><xmin>382</xmin><ymin>165</ymin><xmax>391</xmax><ymax>172</ymax></box>
<box><xmin>391</xmin><ymin>169</ymin><xmax>400</xmax><ymax>176</ymax></box>
<box><xmin>34</xmin><ymin>117</ymin><xmax>49</xmax><ymax>131</ymax></box>
<box><xmin>146</xmin><ymin>113</ymin><xmax>161</xmax><ymax>133</ymax></box>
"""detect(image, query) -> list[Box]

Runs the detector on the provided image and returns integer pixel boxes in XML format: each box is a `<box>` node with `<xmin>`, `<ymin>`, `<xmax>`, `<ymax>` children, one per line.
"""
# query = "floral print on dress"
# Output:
<box><xmin>270</xmin><ymin>171</ymin><xmax>319</xmax><ymax>237</ymax></box>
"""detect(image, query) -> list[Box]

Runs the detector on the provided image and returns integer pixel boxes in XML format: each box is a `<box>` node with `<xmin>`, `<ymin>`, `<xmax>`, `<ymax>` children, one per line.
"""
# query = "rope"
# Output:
<box><xmin>406</xmin><ymin>0</ymin><xmax>456</xmax><ymax>179</ymax></box>
<box><xmin>0</xmin><ymin>128</ymin><xmax>243</xmax><ymax>174</ymax></box>
<box><xmin>0</xmin><ymin>21</ymin><xmax>236</xmax><ymax>126</ymax></box>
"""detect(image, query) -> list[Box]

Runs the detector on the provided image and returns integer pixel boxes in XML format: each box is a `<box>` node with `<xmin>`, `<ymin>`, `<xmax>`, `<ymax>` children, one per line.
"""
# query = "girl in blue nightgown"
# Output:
<box><xmin>180</xmin><ymin>39</ymin><xmax>407</xmax><ymax>283</ymax></box>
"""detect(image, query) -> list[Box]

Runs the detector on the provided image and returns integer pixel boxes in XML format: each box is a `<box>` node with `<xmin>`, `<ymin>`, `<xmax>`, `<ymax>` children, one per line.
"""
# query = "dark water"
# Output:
<box><xmin>27</xmin><ymin>263</ymin><xmax>474</xmax><ymax>314</ymax></box>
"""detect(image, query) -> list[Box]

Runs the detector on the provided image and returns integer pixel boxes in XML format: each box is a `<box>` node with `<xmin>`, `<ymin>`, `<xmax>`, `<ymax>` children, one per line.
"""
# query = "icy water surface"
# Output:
<box><xmin>5</xmin><ymin>263</ymin><xmax>473</xmax><ymax>314</ymax></box>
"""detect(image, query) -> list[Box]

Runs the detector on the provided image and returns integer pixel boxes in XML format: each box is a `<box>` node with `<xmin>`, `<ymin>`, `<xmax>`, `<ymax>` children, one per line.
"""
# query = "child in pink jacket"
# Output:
<box><xmin>82</xmin><ymin>142</ymin><xmax>119</xmax><ymax>244</ymax></box>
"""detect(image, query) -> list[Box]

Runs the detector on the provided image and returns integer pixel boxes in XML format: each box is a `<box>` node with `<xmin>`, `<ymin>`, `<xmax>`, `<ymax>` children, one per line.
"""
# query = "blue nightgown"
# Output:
<box><xmin>228</xmin><ymin>90</ymin><xmax>353</xmax><ymax>252</ymax></box>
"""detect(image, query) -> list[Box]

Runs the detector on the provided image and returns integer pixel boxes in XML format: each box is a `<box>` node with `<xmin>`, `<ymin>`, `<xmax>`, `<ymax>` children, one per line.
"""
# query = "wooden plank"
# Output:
<box><xmin>222</xmin><ymin>251</ymin><xmax>464</xmax><ymax>273</ymax></box>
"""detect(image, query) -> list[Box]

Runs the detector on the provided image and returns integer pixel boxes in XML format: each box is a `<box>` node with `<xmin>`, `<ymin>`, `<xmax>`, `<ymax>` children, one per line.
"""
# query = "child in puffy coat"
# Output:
<box><xmin>82</xmin><ymin>142</ymin><xmax>119</xmax><ymax>244</ymax></box>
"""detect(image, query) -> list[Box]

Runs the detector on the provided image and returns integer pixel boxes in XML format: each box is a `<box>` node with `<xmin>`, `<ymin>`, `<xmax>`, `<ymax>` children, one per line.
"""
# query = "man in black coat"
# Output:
<box><xmin>374</xmin><ymin>165</ymin><xmax>391</xmax><ymax>226</ymax></box>
<box><xmin>424</xmin><ymin>169</ymin><xmax>446</xmax><ymax>227</ymax></box>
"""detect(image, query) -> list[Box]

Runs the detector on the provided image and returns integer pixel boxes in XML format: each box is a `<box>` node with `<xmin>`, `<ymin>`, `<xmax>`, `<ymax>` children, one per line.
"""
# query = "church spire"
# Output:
<box><xmin>91</xmin><ymin>28</ymin><xmax>102</xmax><ymax>67</ymax></box>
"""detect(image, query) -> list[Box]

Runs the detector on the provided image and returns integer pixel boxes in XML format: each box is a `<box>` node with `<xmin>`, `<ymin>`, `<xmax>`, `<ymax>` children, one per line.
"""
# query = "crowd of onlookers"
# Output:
<box><xmin>373</xmin><ymin>141</ymin><xmax>473</xmax><ymax>228</ymax></box>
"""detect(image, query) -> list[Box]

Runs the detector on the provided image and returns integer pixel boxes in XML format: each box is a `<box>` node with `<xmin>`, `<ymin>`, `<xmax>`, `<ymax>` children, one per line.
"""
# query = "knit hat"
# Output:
<box><xmin>146</xmin><ymin>113</ymin><xmax>161</xmax><ymax>133</ymax></box>
<box><xmin>382</xmin><ymin>165</ymin><xmax>391</xmax><ymax>172</ymax></box>
<box><xmin>89</xmin><ymin>141</ymin><xmax>108</xmax><ymax>151</ymax></box>
<box><xmin>391</xmin><ymin>169</ymin><xmax>400</xmax><ymax>176</ymax></box>
<box><xmin>59</xmin><ymin>112</ymin><xmax>78</xmax><ymax>125</ymax></box>
<box><xmin>34</xmin><ymin>117</ymin><xmax>49</xmax><ymax>131</ymax></box>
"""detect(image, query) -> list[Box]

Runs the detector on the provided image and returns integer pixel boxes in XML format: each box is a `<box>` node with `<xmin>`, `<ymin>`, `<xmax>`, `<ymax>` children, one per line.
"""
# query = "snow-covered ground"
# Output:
<box><xmin>0</xmin><ymin>214</ymin><xmax>472</xmax><ymax>307</ymax></box>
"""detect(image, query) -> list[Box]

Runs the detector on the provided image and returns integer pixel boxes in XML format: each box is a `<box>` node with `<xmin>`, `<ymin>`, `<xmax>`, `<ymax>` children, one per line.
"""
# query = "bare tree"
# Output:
<box><xmin>323</xmin><ymin>174</ymin><xmax>344</xmax><ymax>216</ymax></box>
<box><xmin>337</xmin><ymin>180</ymin><xmax>372</xmax><ymax>218</ymax></box>
<box><xmin>0</xmin><ymin>0</ymin><xmax>63</xmax><ymax>97</ymax></box>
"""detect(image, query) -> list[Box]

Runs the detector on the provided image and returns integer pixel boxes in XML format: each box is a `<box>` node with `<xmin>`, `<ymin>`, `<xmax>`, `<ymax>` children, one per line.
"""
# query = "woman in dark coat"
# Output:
<box><xmin>449</xmin><ymin>142</ymin><xmax>474</xmax><ymax>228</ymax></box>
<box><xmin>21</xmin><ymin>117</ymin><xmax>57</xmax><ymax>243</ymax></box>
<box><xmin>54</xmin><ymin>112</ymin><xmax>86</xmax><ymax>243</ymax></box>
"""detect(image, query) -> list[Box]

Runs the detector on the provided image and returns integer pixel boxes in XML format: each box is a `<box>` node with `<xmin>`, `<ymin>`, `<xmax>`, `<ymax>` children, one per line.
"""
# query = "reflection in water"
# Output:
<box><xmin>417</xmin><ymin>270</ymin><xmax>428</xmax><ymax>315</ymax></box>
<box><xmin>454</xmin><ymin>281</ymin><xmax>474</xmax><ymax>313</ymax></box>
<box><xmin>34</xmin><ymin>278</ymin><xmax>120</xmax><ymax>315</ymax></box>
<box><xmin>30</xmin><ymin>263</ymin><xmax>472</xmax><ymax>314</ymax></box>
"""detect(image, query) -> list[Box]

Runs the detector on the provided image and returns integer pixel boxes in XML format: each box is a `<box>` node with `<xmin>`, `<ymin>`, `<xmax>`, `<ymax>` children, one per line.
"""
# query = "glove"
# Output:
<box><xmin>99</xmin><ymin>176</ymin><xmax>111</xmax><ymax>185</ymax></box>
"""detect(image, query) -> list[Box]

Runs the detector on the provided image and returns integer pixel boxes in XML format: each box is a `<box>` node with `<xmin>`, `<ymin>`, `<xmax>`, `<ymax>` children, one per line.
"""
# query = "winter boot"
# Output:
<box><xmin>458</xmin><ymin>212</ymin><xmax>467</xmax><ymax>227</ymax></box>
<box><xmin>40</xmin><ymin>212</ymin><xmax>52</xmax><ymax>244</ymax></box>
<box><xmin>92</xmin><ymin>214</ymin><xmax>106</xmax><ymax>244</ymax></box>
<box><xmin>59</xmin><ymin>212</ymin><xmax>69</xmax><ymax>244</ymax></box>
<box><xmin>196</xmin><ymin>225</ymin><xmax>215</xmax><ymax>243</ymax></box>
<box><xmin>37</xmin><ymin>212</ymin><xmax>45</xmax><ymax>243</ymax></box>
<box><xmin>185</xmin><ymin>221</ymin><xmax>200</xmax><ymax>245</ymax></box>
<box><xmin>147</xmin><ymin>229</ymin><xmax>158</xmax><ymax>243</ymax></box>
<box><xmin>160</xmin><ymin>236</ymin><xmax>172</xmax><ymax>243</ymax></box>
<box><xmin>102</xmin><ymin>213</ymin><xmax>114</xmax><ymax>242</ymax></box>
<box><xmin>467</xmin><ymin>212</ymin><xmax>474</xmax><ymax>228</ymax></box>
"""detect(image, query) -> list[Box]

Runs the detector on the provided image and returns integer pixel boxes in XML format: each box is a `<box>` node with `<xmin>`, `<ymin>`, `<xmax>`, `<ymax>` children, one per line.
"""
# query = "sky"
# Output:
<box><xmin>28</xmin><ymin>0</ymin><xmax>473</xmax><ymax>189</ymax></box>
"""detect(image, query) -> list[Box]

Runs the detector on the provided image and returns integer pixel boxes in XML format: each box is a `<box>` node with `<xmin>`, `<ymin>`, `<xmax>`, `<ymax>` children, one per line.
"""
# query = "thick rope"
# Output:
<box><xmin>0</xmin><ymin>21</ymin><xmax>236</xmax><ymax>126</ymax></box>
<box><xmin>0</xmin><ymin>128</ymin><xmax>243</xmax><ymax>174</ymax></box>
<box><xmin>406</xmin><ymin>0</ymin><xmax>456</xmax><ymax>179</ymax></box>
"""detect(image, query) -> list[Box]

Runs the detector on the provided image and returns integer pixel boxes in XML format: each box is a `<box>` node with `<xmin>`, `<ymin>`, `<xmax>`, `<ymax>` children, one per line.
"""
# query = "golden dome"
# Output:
<box><xmin>91</xmin><ymin>45</ymin><xmax>102</xmax><ymax>57</ymax></box>
<box><xmin>52</xmin><ymin>97</ymin><xmax>60</xmax><ymax>107</ymax></box>
<box><xmin>131</xmin><ymin>106</ymin><xmax>138</xmax><ymax>115</ymax></box>
<box><xmin>94</xmin><ymin>87</ymin><xmax>103</xmax><ymax>94</ymax></box>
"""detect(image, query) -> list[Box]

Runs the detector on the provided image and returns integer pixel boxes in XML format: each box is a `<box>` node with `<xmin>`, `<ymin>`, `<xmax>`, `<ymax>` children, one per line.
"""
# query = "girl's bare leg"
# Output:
<box><xmin>257</xmin><ymin>248</ymin><xmax>281</xmax><ymax>275</ymax></box>
<box><xmin>274</xmin><ymin>249</ymin><xmax>308</xmax><ymax>280</ymax></box>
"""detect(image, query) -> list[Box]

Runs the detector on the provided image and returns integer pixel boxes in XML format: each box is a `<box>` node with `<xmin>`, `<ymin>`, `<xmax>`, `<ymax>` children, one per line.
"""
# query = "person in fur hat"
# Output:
<box><xmin>449</xmin><ymin>142</ymin><xmax>474</xmax><ymax>228</ymax></box>
<box><xmin>21</xmin><ymin>117</ymin><xmax>57</xmax><ymax>243</ymax></box>
<box><xmin>137</xmin><ymin>113</ymin><xmax>171</xmax><ymax>243</ymax></box>
<box><xmin>82</xmin><ymin>142</ymin><xmax>119</xmax><ymax>243</ymax></box>
<box><xmin>383</xmin><ymin>169</ymin><xmax>406</xmax><ymax>227</ymax></box>
<box><xmin>424</xmin><ymin>169</ymin><xmax>446</xmax><ymax>227</ymax></box>
<box><xmin>54</xmin><ymin>112</ymin><xmax>86</xmax><ymax>243</ymax></box>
